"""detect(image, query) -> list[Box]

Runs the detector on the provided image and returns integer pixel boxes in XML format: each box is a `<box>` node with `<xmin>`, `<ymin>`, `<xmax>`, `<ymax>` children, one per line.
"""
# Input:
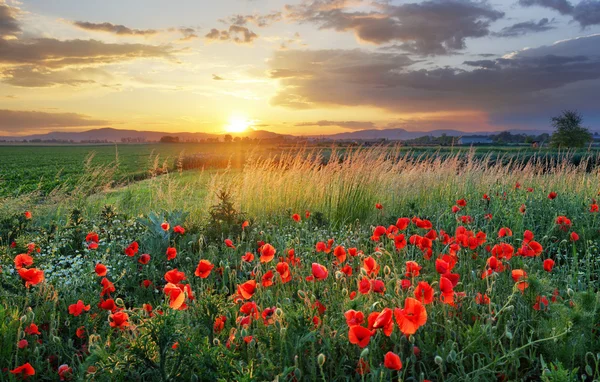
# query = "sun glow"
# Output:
<box><xmin>225</xmin><ymin>115</ymin><xmax>252</xmax><ymax>133</ymax></box>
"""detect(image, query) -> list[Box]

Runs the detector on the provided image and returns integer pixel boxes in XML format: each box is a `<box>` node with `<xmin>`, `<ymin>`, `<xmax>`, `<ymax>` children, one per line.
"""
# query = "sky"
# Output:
<box><xmin>0</xmin><ymin>0</ymin><xmax>599</xmax><ymax>136</ymax></box>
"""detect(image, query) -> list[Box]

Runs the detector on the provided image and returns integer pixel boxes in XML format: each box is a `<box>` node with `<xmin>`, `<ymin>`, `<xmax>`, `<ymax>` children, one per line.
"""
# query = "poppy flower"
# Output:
<box><xmin>163</xmin><ymin>283</ymin><xmax>190</xmax><ymax>310</ymax></box>
<box><xmin>95</xmin><ymin>263</ymin><xmax>107</xmax><ymax>277</ymax></box>
<box><xmin>100</xmin><ymin>278</ymin><xmax>115</xmax><ymax>297</ymax></box>
<box><xmin>475</xmin><ymin>293</ymin><xmax>491</xmax><ymax>305</ymax></box>
<box><xmin>590</xmin><ymin>203</ymin><xmax>599</xmax><ymax>213</ymax></box>
<box><xmin>262</xmin><ymin>307</ymin><xmax>277</xmax><ymax>325</ymax></box>
<box><xmin>224</xmin><ymin>239</ymin><xmax>236</xmax><ymax>248</ymax></box>
<box><xmin>58</xmin><ymin>364</ymin><xmax>72</xmax><ymax>381</ymax></box>
<box><xmin>18</xmin><ymin>339</ymin><xmax>28</xmax><ymax>349</ymax></box>
<box><xmin>276</xmin><ymin>262</ymin><xmax>291</xmax><ymax>283</ymax></box>
<box><xmin>533</xmin><ymin>295</ymin><xmax>549</xmax><ymax>311</ymax></box>
<box><xmin>76</xmin><ymin>326</ymin><xmax>85</xmax><ymax>338</ymax></box>
<box><xmin>214</xmin><ymin>316</ymin><xmax>227</xmax><ymax>333</ymax></box>
<box><xmin>457</xmin><ymin>199</ymin><xmax>467</xmax><ymax>207</ymax></box>
<box><xmin>344</xmin><ymin>310</ymin><xmax>365</xmax><ymax>327</ymax></box>
<box><xmin>10</xmin><ymin>363</ymin><xmax>35</xmax><ymax>379</ymax></box>
<box><xmin>548</xmin><ymin>192</ymin><xmax>557</xmax><ymax>200</ymax></box>
<box><xmin>356</xmin><ymin>358</ymin><xmax>370</xmax><ymax>375</ymax></box>
<box><xmin>311</xmin><ymin>263</ymin><xmax>328</xmax><ymax>280</ymax></box>
<box><xmin>498</xmin><ymin>227</ymin><xmax>513</xmax><ymax>238</ymax></box>
<box><xmin>165</xmin><ymin>269</ymin><xmax>186</xmax><ymax>284</ymax></box>
<box><xmin>333</xmin><ymin>245</ymin><xmax>346</xmax><ymax>263</ymax></box>
<box><xmin>138</xmin><ymin>254</ymin><xmax>151</xmax><ymax>265</ymax></box>
<box><xmin>166</xmin><ymin>247</ymin><xmax>177</xmax><ymax>260</ymax></box>
<box><xmin>292</xmin><ymin>213</ymin><xmax>301</xmax><ymax>222</ymax></box>
<box><xmin>451</xmin><ymin>205</ymin><xmax>460</xmax><ymax>214</ymax></box>
<box><xmin>109</xmin><ymin>311</ymin><xmax>130</xmax><ymax>329</ymax></box>
<box><xmin>358</xmin><ymin>277</ymin><xmax>371</xmax><ymax>294</ymax></box>
<box><xmin>68</xmin><ymin>300</ymin><xmax>90</xmax><ymax>317</ymax></box>
<box><xmin>242</xmin><ymin>252</ymin><xmax>254</xmax><ymax>262</ymax></box>
<box><xmin>261</xmin><ymin>270</ymin><xmax>274</xmax><ymax>287</ymax></box>
<box><xmin>570</xmin><ymin>232</ymin><xmax>579</xmax><ymax>242</ymax></box>
<box><xmin>375</xmin><ymin>203</ymin><xmax>383</xmax><ymax>210</ymax></box>
<box><xmin>242</xmin><ymin>220</ymin><xmax>249</xmax><ymax>230</ymax></box>
<box><xmin>511</xmin><ymin>269</ymin><xmax>529</xmax><ymax>292</ymax></box>
<box><xmin>519</xmin><ymin>204</ymin><xmax>526</xmax><ymax>214</ymax></box>
<box><xmin>237</xmin><ymin>280</ymin><xmax>257</xmax><ymax>300</ymax></box>
<box><xmin>24</xmin><ymin>323</ymin><xmax>40</xmax><ymax>336</ymax></box>
<box><xmin>543</xmin><ymin>258</ymin><xmax>555</xmax><ymax>272</ymax></box>
<box><xmin>348</xmin><ymin>325</ymin><xmax>373</xmax><ymax>348</ymax></box>
<box><xmin>384</xmin><ymin>352</ymin><xmax>403</xmax><ymax>371</ymax></box>
<box><xmin>369</xmin><ymin>308</ymin><xmax>393</xmax><ymax>337</ymax></box>
<box><xmin>439</xmin><ymin>276</ymin><xmax>455</xmax><ymax>305</ymax></box>
<box><xmin>24</xmin><ymin>211</ymin><xmax>32</xmax><ymax>219</ymax></box>
<box><xmin>394</xmin><ymin>297</ymin><xmax>427</xmax><ymax>336</ymax></box>
<box><xmin>414</xmin><ymin>281</ymin><xmax>434</xmax><ymax>304</ymax></box>
<box><xmin>260</xmin><ymin>243</ymin><xmax>276</xmax><ymax>263</ymax></box>
<box><xmin>396</xmin><ymin>217</ymin><xmax>411</xmax><ymax>230</ymax></box>
<box><xmin>161</xmin><ymin>222</ymin><xmax>170</xmax><ymax>231</ymax></box>
<box><xmin>173</xmin><ymin>225</ymin><xmax>185</xmax><ymax>234</ymax></box>
<box><xmin>125</xmin><ymin>242</ymin><xmax>139</xmax><ymax>257</ymax></box>
<box><xmin>194</xmin><ymin>260</ymin><xmax>214</xmax><ymax>278</ymax></box>
<box><xmin>18</xmin><ymin>268</ymin><xmax>44</xmax><ymax>287</ymax></box>
<box><xmin>341</xmin><ymin>264</ymin><xmax>353</xmax><ymax>276</ymax></box>
<box><xmin>99</xmin><ymin>299</ymin><xmax>117</xmax><ymax>312</ymax></box>
<box><xmin>14</xmin><ymin>254</ymin><xmax>34</xmax><ymax>270</ymax></box>
<box><xmin>405</xmin><ymin>261</ymin><xmax>421</xmax><ymax>278</ymax></box>
<box><xmin>370</xmin><ymin>279</ymin><xmax>386</xmax><ymax>294</ymax></box>
<box><xmin>362</xmin><ymin>257</ymin><xmax>379</xmax><ymax>276</ymax></box>
<box><xmin>305</xmin><ymin>210</ymin><xmax>311</xmax><ymax>218</ymax></box>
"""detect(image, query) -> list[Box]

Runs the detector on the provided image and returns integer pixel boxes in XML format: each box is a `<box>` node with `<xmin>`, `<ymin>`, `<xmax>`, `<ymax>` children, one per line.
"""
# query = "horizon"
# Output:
<box><xmin>1</xmin><ymin>0</ymin><xmax>599</xmax><ymax>136</ymax></box>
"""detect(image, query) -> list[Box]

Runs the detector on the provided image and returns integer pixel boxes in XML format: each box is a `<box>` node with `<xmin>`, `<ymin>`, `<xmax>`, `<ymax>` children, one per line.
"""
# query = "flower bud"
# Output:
<box><xmin>317</xmin><ymin>354</ymin><xmax>326</xmax><ymax>366</ymax></box>
<box><xmin>435</xmin><ymin>356</ymin><xmax>443</xmax><ymax>365</ymax></box>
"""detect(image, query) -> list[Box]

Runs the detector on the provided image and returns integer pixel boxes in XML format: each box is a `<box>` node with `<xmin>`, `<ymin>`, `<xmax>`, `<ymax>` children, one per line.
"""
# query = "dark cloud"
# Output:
<box><xmin>285</xmin><ymin>0</ymin><xmax>504</xmax><ymax>55</ymax></box>
<box><xmin>220</xmin><ymin>12</ymin><xmax>282</xmax><ymax>27</ymax></box>
<box><xmin>495</xmin><ymin>18</ymin><xmax>555</xmax><ymax>37</ymax></box>
<box><xmin>268</xmin><ymin>35</ymin><xmax>600</xmax><ymax>128</ymax></box>
<box><xmin>519</xmin><ymin>0</ymin><xmax>600</xmax><ymax>27</ymax></box>
<box><xmin>72</xmin><ymin>21</ymin><xmax>158</xmax><ymax>36</ymax></box>
<box><xmin>1</xmin><ymin>66</ymin><xmax>113</xmax><ymax>87</ymax></box>
<box><xmin>0</xmin><ymin>3</ymin><xmax>20</xmax><ymax>38</ymax></box>
<box><xmin>212</xmin><ymin>74</ymin><xmax>225</xmax><ymax>80</ymax></box>
<box><xmin>295</xmin><ymin>120</ymin><xmax>376</xmax><ymax>130</ymax></box>
<box><xmin>205</xmin><ymin>25</ymin><xmax>258</xmax><ymax>44</ymax></box>
<box><xmin>0</xmin><ymin>109</ymin><xmax>109</xmax><ymax>132</ymax></box>
<box><xmin>175</xmin><ymin>27</ymin><xmax>198</xmax><ymax>41</ymax></box>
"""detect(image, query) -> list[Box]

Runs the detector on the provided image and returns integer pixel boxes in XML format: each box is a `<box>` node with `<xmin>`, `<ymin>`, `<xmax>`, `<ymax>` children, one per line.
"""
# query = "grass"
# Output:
<box><xmin>1</xmin><ymin>146</ymin><xmax>600</xmax><ymax>381</ymax></box>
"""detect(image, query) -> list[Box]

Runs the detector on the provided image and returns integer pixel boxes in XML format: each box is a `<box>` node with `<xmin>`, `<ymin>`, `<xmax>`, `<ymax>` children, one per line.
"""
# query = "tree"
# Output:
<box><xmin>549</xmin><ymin>110</ymin><xmax>592</xmax><ymax>148</ymax></box>
<box><xmin>223</xmin><ymin>134</ymin><xmax>233</xmax><ymax>143</ymax></box>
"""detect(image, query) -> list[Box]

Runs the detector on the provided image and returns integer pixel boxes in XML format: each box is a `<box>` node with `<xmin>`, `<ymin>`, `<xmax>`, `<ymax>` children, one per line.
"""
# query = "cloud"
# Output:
<box><xmin>220</xmin><ymin>11</ymin><xmax>282</xmax><ymax>27</ymax></box>
<box><xmin>0</xmin><ymin>3</ymin><xmax>20</xmax><ymax>38</ymax></box>
<box><xmin>495</xmin><ymin>18</ymin><xmax>556</xmax><ymax>37</ymax></box>
<box><xmin>71</xmin><ymin>21</ymin><xmax>158</xmax><ymax>36</ymax></box>
<box><xmin>268</xmin><ymin>35</ymin><xmax>600</xmax><ymax>128</ymax></box>
<box><xmin>295</xmin><ymin>120</ymin><xmax>376</xmax><ymax>130</ymax></box>
<box><xmin>205</xmin><ymin>25</ymin><xmax>258</xmax><ymax>44</ymax></box>
<box><xmin>285</xmin><ymin>0</ymin><xmax>504</xmax><ymax>55</ymax></box>
<box><xmin>212</xmin><ymin>74</ymin><xmax>225</xmax><ymax>80</ymax></box>
<box><xmin>1</xmin><ymin>66</ymin><xmax>113</xmax><ymax>87</ymax></box>
<box><xmin>0</xmin><ymin>109</ymin><xmax>109</xmax><ymax>132</ymax></box>
<box><xmin>519</xmin><ymin>0</ymin><xmax>600</xmax><ymax>27</ymax></box>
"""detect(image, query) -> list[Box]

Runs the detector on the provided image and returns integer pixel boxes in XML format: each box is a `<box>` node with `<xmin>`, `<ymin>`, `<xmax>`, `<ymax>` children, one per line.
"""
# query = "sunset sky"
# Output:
<box><xmin>1</xmin><ymin>0</ymin><xmax>599</xmax><ymax>136</ymax></box>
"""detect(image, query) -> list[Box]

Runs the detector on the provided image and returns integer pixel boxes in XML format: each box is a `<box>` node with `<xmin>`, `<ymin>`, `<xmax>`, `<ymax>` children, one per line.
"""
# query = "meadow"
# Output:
<box><xmin>1</xmin><ymin>145</ymin><xmax>600</xmax><ymax>381</ymax></box>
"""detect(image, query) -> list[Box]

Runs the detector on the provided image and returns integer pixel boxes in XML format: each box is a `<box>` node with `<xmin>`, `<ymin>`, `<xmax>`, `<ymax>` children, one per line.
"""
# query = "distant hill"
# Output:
<box><xmin>0</xmin><ymin>127</ymin><xmax>291</xmax><ymax>143</ymax></box>
<box><xmin>0</xmin><ymin>126</ymin><xmax>559</xmax><ymax>143</ymax></box>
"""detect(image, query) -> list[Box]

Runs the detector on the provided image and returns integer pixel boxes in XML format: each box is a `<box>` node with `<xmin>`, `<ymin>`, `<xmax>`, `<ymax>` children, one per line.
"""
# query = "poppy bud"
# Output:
<box><xmin>115</xmin><ymin>298</ymin><xmax>125</xmax><ymax>307</ymax></box>
<box><xmin>567</xmin><ymin>288</ymin><xmax>574</xmax><ymax>297</ymax></box>
<box><xmin>52</xmin><ymin>335</ymin><xmax>61</xmax><ymax>344</ymax></box>
<box><xmin>341</xmin><ymin>288</ymin><xmax>348</xmax><ymax>296</ymax></box>
<box><xmin>435</xmin><ymin>356</ymin><xmax>443</xmax><ymax>365</ymax></box>
<box><xmin>317</xmin><ymin>354</ymin><xmax>326</xmax><ymax>366</ymax></box>
<box><xmin>298</xmin><ymin>290</ymin><xmax>307</xmax><ymax>299</ymax></box>
<box><xmin>505</xmin><ymin>330</ymin><xmax>513</xmax><ymax>340</ymax></box>
<box><xmin>360</xmin><ymin>348</ymin><xmax>369</xmax><ymax>358</ymax></box>
<box><xmin>335</xmin><ymin>271</ymin><xmax>343</xmax><ymax>280</ymax></box>
<box><xmin>20</xmin><ymin>315</ymin><xmax>27</xmax><ymax>323</ymax></box>
<box><xmin>275</xmin><ymin>308</ymin><xmax>283</xmax><ymax>318</ymax></box>
<box><xmin>409</xmin><ymin>335</ymin><xmax>415</xmax><ymax>344</ymax></box>
<box><xmin>213</xmin><ymin>338</ymin><xmax>221</xmax><ymax>346</ymax></box>
<box><xmin>384</xmin><ymin>265</ymin><xmax>391</xmax><ymax>276</ymax></box>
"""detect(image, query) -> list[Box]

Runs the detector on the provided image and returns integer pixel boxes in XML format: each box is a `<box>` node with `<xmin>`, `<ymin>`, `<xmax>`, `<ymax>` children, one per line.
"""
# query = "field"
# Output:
<box><xmin>2</xmin><ymin>144</ymin><xmax>600</xmax><ymax>381</ymax></box>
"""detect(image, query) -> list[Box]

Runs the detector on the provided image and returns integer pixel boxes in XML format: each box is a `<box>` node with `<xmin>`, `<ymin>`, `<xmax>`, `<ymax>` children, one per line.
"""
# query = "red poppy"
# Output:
<box><xmin>260</xmin><ymin>243</ymin><xmax>276</xmax><ymax>263</ymax></box>
<box><xmin>194</xmin><ymin>260</ymin><xmax>214</xmax><ymax>278</ymax></box>
<box><xmin>358</xmin><ymin>277</ymin><xmax>371</xmax><ymax>294</ymax></box>
<box><xmin>333</xmin><ymin>245</ymin><xmax>346</xmax><ymax>263</ymax></box>
<box><xmin>166</xmin><ymin>247</ymin><xmax>177</xmax><ymax>260</ymax></box>
<box><xmin>224</xmin><ymin>239</ymin><xmax>236</xmax><ymax>248</ymax></box>
<box><xmin>394</xmin><ymin>297</ymin><xmax>427</xmax><ymax>336</ymax></box>
<box><xmin>511</xmin><ymin>269</ymin><xmax>529</xmax><ymax>292</ymax></box>
<box><xmin>344</xmin><ymin>310</ymin><xmax>365</xmax><ymax>327</ymax></box>
<box><xmin>348</xmin><ymin>325</ymin><xmax>373</xmax><ymax>348</ymax></box>
<box><xmin>242</xmin><ymin>220</ymin><xmax>249</xmax><ymax>230</ymax></box>
<box><xmin>533</xmin><ymin>295</ymin><xmax>549</xmax><ymax>311</ymax></box>
<box><xmin>341</xmin><ymin>264</ymin><xmax>353</xmax><ymax>276</ymax></box>
<box><xmin>305</xmin><ymin>210</ymin><xmax>311</xmax><ymax>218</ymax></box>
<box><xmin>414</xmin><ymin>281</ymin><xmax>434</xmax><ymax>304</ymax></box>
<box><xmin>590</xmin><ymin>203</ymin><xmax>599</xmax><ymax>213</ymax></box>
<box><xmin>570</xmin><ymin>232</ymin><xmax>579</xmax><ymax>242</ymax></box>
<box><xmin>519</xmin><ymin>204</ymin><xmax>526</xmax><ymax>214</ymax></box>
<box><xmin>173</xmin><ymin>225</ymin><xmax>185</xmax><ymax>234</ymax></box>
<box><xmin>456</xmin><ymin>198</ymin><xmax>467</xmax><ymax>207</ymax></box>
<box><xmin>18</xmin><ymin>268</ymin><xmax>44</xmax><ymax>287</ymax></box>
<box><xmin>237</xmin><ymin>280</ymin><xmax>257</xmax><ymax>300</ymax></box>
<box><xmin>109</xmin><ymin>311</ymin><xmax>130</xmax><ymax>329</ymax></box>
<box><xmin>369</xmin><ymin>308</ymin><xmax>393</xmax><ymax>337</ymax></box>
<box><xmin>68</xmin><ymin>300</ymin><xmax>90</xmax><ymax>316</ymax></box>
<box><xmin>311</xmin><ymin>263</ymin><xmax>328</xmax><ymax>280</ymax></box>
<box><xmin>138</xmin><ymin>254</ymin><xmax>151</xmax><ymax>264</ymax></box>
<box><xmin>543</xmin><ymin>258</ymin><xmax>555</xmax><ymax>272</ymax></box>
<box><xmin>214</xmin><ymin>316</ymin><xmax>227</xmax><ymax>333</ymax></box>
<box><xmin>163</xmin><ymin>283</ymin><xmax>191</xmax><ymax>310</ymax></box>
<box><xmin>356</xmin><ymin>358</ymin><xmax>370</xmax><ymax>375</ymax></box>
<box><xmin>76</xmin><ymin>326</ymin><xmax>85</xmax><ymax>339</ymax></box>
<box><xmin>242</xmin><ymin>252</ymin><xmax>254</xmax><ymax>262</ymax></box>
<box><xmin>262</xmin><ymin>307</ymin><xmax>277</xmax><ymax>325</ymax></box>
<box><xmin>405</xmin><ymin>261</ymin><xmax>421</xmax><ymax>278</ymax></box>
<box><xmin>24</xmin><ymin>211</ymin><xmax>32</xmax><ymax>220</ymax></box>
<box><xmin>95</xmin><ymin>263</ymin><xmax>107</xmax><ymax>276</ymax></box>
<box><xmin>24</xmin><ymin>323</ymin><xmax>40</xmax><ymax>336</ymax></box>
<box><xmin>125</xmin><ymin>242</ymin><xmax>139</xmax><ymax>257</ymax></box>
<box><xmin>276</xmin><ymin>261</ymin><xmax>292</xmax><ymax>283</ymax></box>
<box><xmin>384</xmin><ymin>351</ymin><xmax>403</xmax><ymax>371</ymax></box>
<box><xmin>100</xmin><ymin>277</ymin><xmax>115</xmax><ymax>297</ymax></box>
<box><xmin>498</xmin><ymin>227</ymin><xmax>513</xmax><ymax>238</ymax></box>
<box><xmin>98</xmin><ymin>299</ymin><xmax>117</xmax><ymax>312</ymax></box>
<box><xmin>362</xmin><ymin>257</ymin><xmax>379</xmax><ymax>276</ymax></box>
<box><xmin>451</xmin><ymin>205</ymin><xmax>460</xmax><ymax>214</ymax></box>
<box><xmin>14</xmin><ymin>254</ymin><xmax>34</xmax><ymax>270</ymax></box>
<box><xmin>261</xmin><ymin>270</ymin><xmax>274</xmax><ymax>287</ymax></box>
<box><xmin>165</xmin><ymin>269</ymin><xmax>186</xmax><ymax>284</ymax></box>
<box><xmin>375</xmin><ymin>203</ymin><xmax>383</xmax><ymax>210</ymax></box>
<box><xmin>396</xmin><ymin>217</ymin><xmax>411</xmax><ymax>230</ymax></box>
<box><xmin>161</xmin><ymin>222</ymin><xmax>170</xmax><ymax>231</ymax></box>
<box><xmin>292</xmin><ymin>213</ymin><xmax>301</xmax><ymax>222</ymax></box>
<box><xmin>548</xmin><ymin>192</ymin><xmax>557</xmax><ymax>200</ymax></box>
<box><xmin>475</xmin><ymin>293</ymin><xmax>491</xmax><ymax>305</ymax></box>
<box><xmin>10</xmin><ymin>363</ymin><xmax>35</xmax><ymax>379</ymax></box>
<box><xmin>370</xmin><ymin>279</ymin><xmax>386</xmax><ymax>294</ymax></box>
<box><xmin>18</xmin><ymin>339</ymin><xmax>28</xmax><ymax>349</ymax></box>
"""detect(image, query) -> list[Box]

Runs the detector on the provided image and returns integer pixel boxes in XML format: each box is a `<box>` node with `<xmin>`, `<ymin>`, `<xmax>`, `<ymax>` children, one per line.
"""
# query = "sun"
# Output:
<box><xmin>224</xmin><ymin>115</ymin><xmax>252</xmax><ymax>133</ymax></box>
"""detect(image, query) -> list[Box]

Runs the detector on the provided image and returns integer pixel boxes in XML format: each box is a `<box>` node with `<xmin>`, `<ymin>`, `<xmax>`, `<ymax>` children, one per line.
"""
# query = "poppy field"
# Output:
<box><xmin>2</xmin><ymin>148</ymin><xmax>600</xmax><ymax>381</ymax></box>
